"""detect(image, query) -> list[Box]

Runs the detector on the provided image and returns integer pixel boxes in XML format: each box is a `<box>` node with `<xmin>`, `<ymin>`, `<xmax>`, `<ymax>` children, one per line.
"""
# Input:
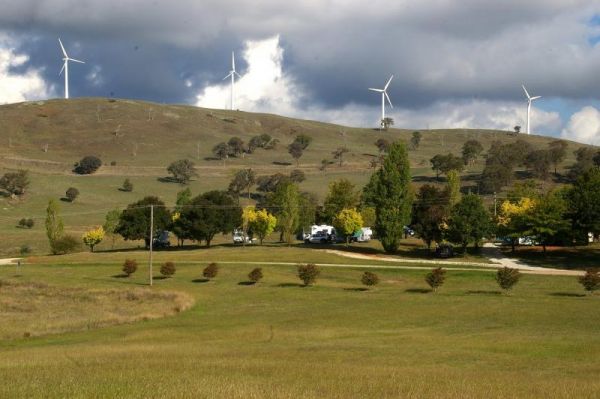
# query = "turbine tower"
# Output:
<box><xmin>58</xmin><ymin>38</ymin><xmax>85</xmax><ymax>99</ymax></box>
<box><xmin>223</xmin><ymin>51</ymin><xmax>241</xmax><ymax>110</ymax></box>
<box><xmin>369</xmin><ymin>75</ymin><xmax>394</xmax><ymax>128</ymax></box>
<box><xmin>522</xmin><ymin>84</ymin><xmax>541</xmax><ymax>135</ymax></box>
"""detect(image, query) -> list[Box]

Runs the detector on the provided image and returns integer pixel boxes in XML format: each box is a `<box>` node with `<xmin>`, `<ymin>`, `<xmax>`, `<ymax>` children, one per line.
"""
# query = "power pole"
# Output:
<box><xmin>149</xmin><ymin>205</ymin><xmax>154</xmax><ymax>286</ymax></box>
<box><xmin>493</xmin><ymin>192</ymin><xmax>497</xmax><ymax>217</ymax></box>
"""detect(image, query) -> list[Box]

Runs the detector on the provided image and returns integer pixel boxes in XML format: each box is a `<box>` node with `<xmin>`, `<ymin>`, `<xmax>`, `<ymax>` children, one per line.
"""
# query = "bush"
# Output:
<box><xmin>18</xmin><ymin>218</ymin><xmax>34</xmax><ymax>229</ymax></box>
<box><xmin>203</xmin><ymin>262</ymin><xmax>219</xmax><ymax>279</ymax></box>
<box><xmin>425</xmin><ymin>267</ymin><xmax>446</xmax><ymax>292</ymax></box>
<box><xmin>361</xmin><ymin>271</ymin><xmax>379</xmax><ymax>288</ymax></box>
<box><xmin>74</xmin><ymin>156</ymin><xmax>102</xmax><ymax>174</ymax></box>
<box><xmin>19</xmin><ymin>244</ymin><xmax>31</xmax><ymax>255</ymax></box>
<box><xmin>110</xmin><ymin>161</ymin><xmax>117</xmax><ymax>166</ymax></box>
<box><xmin>578</xmin><ymin>269</ymin><xmax>600</xmax><ymax>294</ymax></box>
<box><xmin>297</xmin><ymin>263</ymin><xmax>320</xmax><ymax>286</ymax></box>
<box><xmin>121</xmin><ymin>178</ymin><xmax>133</xmax><ymax>192</ymax></box>
<box><xmin>122</xmin><ymin>259</ymin><xmax>138</xmax><ymax>276</ymax></box>
<box><xmin>160</xmin><ymin>261</ymin><xmax>176</xmax><ymax>277</ymax></box>
<box><xmin>496</xmin><ymin>267</ymin><xmax>521</xmax><ymax>292</ymax></box>
<box><xmin>51</xmin><ymin>235</ymin><xmax>80</xmax><ymax>255</ymax></box>
<box><xmin>248</xmin><ymin>267</ymin><xmax>263</xmax><ymax>283</ymax></box>
<box><xmin>65</xmin><ymin>187</ymin><xmax>79</xmax><ymax>202</ymax></box>
<box><xmin>0</xmin><ymin>170</ymin><xmax>30</xmax><ymax>196</ymax></box>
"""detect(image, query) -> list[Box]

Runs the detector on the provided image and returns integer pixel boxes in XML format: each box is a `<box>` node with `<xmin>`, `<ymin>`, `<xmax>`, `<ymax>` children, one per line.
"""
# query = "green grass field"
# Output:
<box><xmin>0</xmin><ymin>247</ymin><xmax>598</xmax><ymax>398</ymax></box>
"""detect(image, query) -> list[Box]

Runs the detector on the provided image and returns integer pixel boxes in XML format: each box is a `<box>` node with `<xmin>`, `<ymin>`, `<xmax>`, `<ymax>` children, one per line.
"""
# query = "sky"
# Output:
<box><xmin>0</xmin><ymin>0</ymin><xmax>599</xmax><ymax>145</ymax></box>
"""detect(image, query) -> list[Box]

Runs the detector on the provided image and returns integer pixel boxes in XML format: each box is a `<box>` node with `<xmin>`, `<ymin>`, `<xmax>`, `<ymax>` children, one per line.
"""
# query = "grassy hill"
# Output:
<box><xmin>0</xmin><ymin>98</ymin><xmax>595</xmax><ymax>256</ymax></box>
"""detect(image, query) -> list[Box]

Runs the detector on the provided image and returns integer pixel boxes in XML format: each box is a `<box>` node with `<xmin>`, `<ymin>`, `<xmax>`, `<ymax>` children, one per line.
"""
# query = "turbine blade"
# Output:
<box><xmin>384</xmin><ymin>75</ymin><xmax>394</xmax><ymax>90</ymax></box>
<box><xmin>69</xmin><ymin>58</ymin><xmax>85</xmax><ymax>64</ymax></box>
<box><xmin>59</xmin><ymin>62</ymin><xmax>65</xmax><ymax>76</ymax></box>
<box><xmin>385</xmin><ymin>92</ymin><xmax>393</xmax><ymax>108</ymax></box>
<box><xmin>368</xmin><ymin>88</ymin><xmax>383</xmax><ymax>92</ymax></box>
<box><xmin>522</xmin><ymin>84</ymin><xmax>530</xmax><ymax>99</ymax></box>
<box><xmin>234</xmin><ymin>71</ymin><xmax>241</xmax><ymax>78</ymax></box>
<box><xmin>223</xmin><ymin>72</ymin><xmax>233</xmax><ymax>80</ymax></box>
<box><xmin>531</xmin><ymin>95</ymin><xmax>541</xmax><ymax>100</ymax></box>
<box><xmin>58</xmin><ymin>38</ymin><xmax>68</xmax><ymax>57</ymax></box>
<box><xmin>232</xmin><ymin>51</ymin><xmax>235</xmax><ymax>71</ymax></box>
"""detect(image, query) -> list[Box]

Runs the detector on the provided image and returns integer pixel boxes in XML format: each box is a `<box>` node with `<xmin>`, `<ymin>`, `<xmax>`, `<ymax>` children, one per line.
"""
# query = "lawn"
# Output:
<box><xmin>0</xmin><ymin>247</ymin><xmax>598</xmax><ymax>398</ymax></box>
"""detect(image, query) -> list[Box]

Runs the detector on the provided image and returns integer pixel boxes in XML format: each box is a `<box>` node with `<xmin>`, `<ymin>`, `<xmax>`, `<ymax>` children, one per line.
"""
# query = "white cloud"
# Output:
<box><xmin>561</xmin><ymin>106</ymin><xmax>600</xmax><ymax>145</ymax></box>
<box><xmin>196</xmin><ymin>35</ymin><xmax>302</xmax><ymax>115</ymax></box>
<box><xmin>0</xmin><ymin>36</ymin><xmax>50</xmax><ymax>104</ymax></box>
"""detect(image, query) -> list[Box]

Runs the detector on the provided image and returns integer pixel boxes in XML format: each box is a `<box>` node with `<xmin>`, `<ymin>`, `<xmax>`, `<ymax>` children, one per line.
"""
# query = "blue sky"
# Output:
<box><xmin>0</xmin><ymin>0</ymin><xmax>599</xmax><ymax>145</ymax></box>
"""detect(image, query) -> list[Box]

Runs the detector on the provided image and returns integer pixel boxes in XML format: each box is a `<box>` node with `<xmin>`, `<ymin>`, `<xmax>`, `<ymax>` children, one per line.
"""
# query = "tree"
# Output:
<box><xmin>175</xmin><ymin>188</ymin><xmax>192</xmax><ymax>211</ymax></box>
<box><xmin>569</xmin><ymin>147</ymin><xmax>597</xmax><ymax>179</ymax></box>
<box><xmin>446</xmin><ymin>194</ymin><xmax>492</xmax><ymax>251</ymax></box>
<box><xmin>430</xmin><ymin>154</ymin><xmax>445</xmax><ymax>179</ymax></box>
<box><xmin>513</xmin><ymin>125</ymin><xmax>521</xmax><ymax>134</ymax></box>
<box><xmin>375</xmin><ymin>138</ymin><xmax>390</xmax><ymax>154</ymax></box>
<box><xmin>65</xmin><ymin>187</ymin><xmax>79</xmax><ymax>202</ymax></box>
<box><xmin>0</xmin><ymin>170</ymin><xmax>29</xmax><ymax>197</ymax></box>
<box><xmin>323</xmin><ymin>178</ymin><xmax>360</xmax><ymax>223</ymax></box>
<box><xmin>382</xmin><ymin>117</ymin><xmax>394</xmax><ymax>130</ymax></box>
<box><xmin>103</xmin><ymin>208</ymin><xmax>121</xmax><ymax>249</ymax></box>
<box><xmin>297</xmin><ymin>263</ymin><xmax>320</xmax><ymax>286</ymax></box>
<box><xmin>288</xmin><ymin>141</ymin><xmax>305</xmax><ymax>166</ymax></box>
<box><xmin>270</xmin><ymin>182</ymin><xmax>300</xmax><ymax>245</ymax></box>
<box><xmin>160</xmin><ymin>261</ymin><xmax>176</xmax><ymax>277</ymax></box>
<box><xmin>74</xmin><ymin>156</ymin><xmax>102</xmax><ymax>174</ymax></box>
<box><xmin>121</xmin><ymin>178</ymin><xmax>133</xmax><ymax>192</ymax></box>
<box><xmin>366</xmin><ymin>141</ymin><xmax>413</xmax><ymax>253</ymax></box>
<box><xmin>479</xmin><ymin>140</ymin><xmax>532</xmax><ymax>193</ymax></box>
<box><xmin>203</xmin><ymin>262</ymin><xmax>219</xmax><ymax>279</ymax></box>
<box><xmin>248</xmin><ymin>268</ymin><xmax>263</xmax><ymax>284</ymax></box>
<box><xmin>332</xmin><ymin>147</ymin><xmax>349</xmax><ymax>166</ymax></box>
<box><xmin>496</xmin><ymin>197</ymin><xmax>536</xmax><ymax>252</ymax></box>
<box><xmin>18</xmin><ymin>218</ymin><xmax>34</xmax><ymax>229</ymax></box>
<box><xmin>293</xmin><ymin>134</ymin><xmax>312</xmax><ymax>150</ymax></box>
<box><xmin>45</xmin><ymin>199</ymin><xmax>64</xmax><ymax>255</ymax></box>
<box><xmin>578</xmin><ymin>269</ymin><xmax>600</xmax><ymax>294</ymax></box>
<box><xmin>425</xmin><ymin>267</ymin><xmax>446</xmax><ymax>292</ymax></box>
<box><xmin>461</xmin><ymin>140</ymin><xmax>483</xmax><ymax>166</ymax></box>
<box><xmin>568</xmin><ymin>168</ymin><xmax>600</xmax><ymax>242</ymax></box>
<box><xmin>361</xmin><ymin>271</ymin><xmax>379</xmax><ymax>288</ymax></box>
<box><xmin>228</xmin><ymin>169</ymin><xmax>256</xmax><ymax>199</ymax></box>
<box><xmin>289</xmin><ymin>169</ymin><xmax>306</xmax><ymax>183</ymax></box>
<box><xmin>412</xmin><ymin>185</ymin><xmax>448</xmax><ymax>249</ymax></box>
<box><xmin>116</xmin><ymin>196</ymin><xmax>171</xmax><ymax>245</ymax></box>
<box><xmin>167</xmin><ymin>159</ymin><xmax>198</xmax><ymax>184</ymax></box>
<box><xmin>548</xmin><ymin>140</ymin><xmax>568</xmax><ymax>175</ymax></box>
<box><xmin>410</xmin><ymin>131</ymin><xmax>422</xmax><ymax>150</ymax></box>
<box><xmin>82</xmin><ymin>226</ymin><xmax>104</xmax><ymax>252</ymax></box>
<box><xmin>298</xmin><ymin>191</ymin><xmax>318</xmax><ymax>235</ymax></box>
<box><xmin>446</xmin><ymin>170</ymin><xmax>461</xmax><ymax>207</ymax></box>
<box><xmin>248</xmin><ymin>135</ymin><xmax>270</xmax><ymax>153</ymax></box>
<box><xmin>524</xmin><ymin>149</ymin><xmax>551</xmax><ymax>180</ymax></box>
<box><xmin>256</xmin><ymin>173</ymin><xmax>291</xmax><ymax>193</ymax></box>
<box><xmin>360</xmin><ymin>207</ymin><xmax>376</xmax><ymax>227</ymax></box>
<box><xmin>122</xmin><ymin>259</ymin><xmax>138</xmax><ymax>277</ymax></box>
<box><xmin>523</xmin><ymin>189</ymin><xmax>569</xmax><ymax>253</ymax></box>
<box><xmin>496</xmin><ymin>267</ymin><xmax>521</xmax><ymax>292</ymax></box>
<box><xmin>227</xmin><ymin>137</ymin><xmax>245</xmax><ymax>157</ymax></box>
<box><xmin>332</xmin><ymin>208</ymin><xmax>363</xmax><ymax>245</ymax></box>
<box><xmin>249</xmin><ymin>208</ymin><xmax>277</xmax><ymax>245</ymax></box>
<box><xmin>212</xmin><ymin>142</ymin><xmax>230</xmax><ymax>163</ymax></box>
<box><xmin>179</xmin><ymin>191</ymin><xmax>241</xmax><ymax>247</ymax></box>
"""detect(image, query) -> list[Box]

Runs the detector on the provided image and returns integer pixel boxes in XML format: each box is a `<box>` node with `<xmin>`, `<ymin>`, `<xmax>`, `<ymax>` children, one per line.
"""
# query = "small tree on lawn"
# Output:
<box><xmin>74</xmin><ymin>156</ymin><xmax>102</xmax><ymax>174</ymax></box>
<box><xmin>332</xmin><ymin>208</ymin><xmax>363</xmax><ymax>246</ymax></box>
<box><xmin>361</xmin><ymin>271</ymin><xmax>379</xmax><ymax>289</ymax></box>
<box><xmin>203</xmin><ymin>262</ymin><xmax>219</xmax><ymax>279</ymax></box>
<box><xmin>248</xmin><ymin>268</ymin><xmax>263</xmax><ymax>284</ymax></box>
<box><xmin>297</xmin><ymin>263</ymin><xmax>320</xmax><ymax>286</ymax></box>
<box><xmin>496</xmin><ymin>267</ymin><xmax>521</xmax><ymax>293</ymax></box>
<box><xmin>578</xmin><ymin>269</ymin><xmax>600</xmax><ymax>294</ymax></box>
<box><xmin>82</xmin><ymin>226</ymin><xmax>104</xmax><ymax>252</ymax></box>
<box><xmin>425</xmin><ymin>267</ymin><xmax>446</xmax><ymax>292</ymax></box>
<box><xmin>167</xmin><ymin>159</ymin><xmax>198</xmax><ymax>184</ymax></box>
<box><xmin>250</xmin><ymin>208</ymin><xmax>277</xmax><ymax>245</ymax></box>
<box><xmin>0</xmin><ymin>170</ymin><xmax>30</xmax><ymax>197</ymax></box>
<box><xmin>121</xmin><ymin>178</ymin><xmax>133</xmax><ymax>192</ymax></box>
<box><xmin>160</xmin><ymin>261</ymin><xmax>176</xmax><ymax>277</ymax></box>
<box><xmin>122</xmin><ymin>259</ymin><xmax>138</xmax><ymax>277</ymax></box>
<box><xmin>65</xmin><ymin>187</ymin><xmax>79</xmax><ymax>202</ymax></box>
<box><xmin>45</xmin><ymin>199</ymin><xmax>64</xmax><ymax>255</ymax></box>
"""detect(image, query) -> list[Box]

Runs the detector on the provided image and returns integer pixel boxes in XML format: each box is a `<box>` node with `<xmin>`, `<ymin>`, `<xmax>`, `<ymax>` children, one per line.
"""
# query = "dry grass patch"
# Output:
<box><xmin>0</xmin><ymin>279</ymin><xmax>193</xmax><ymax>340</ymax></box>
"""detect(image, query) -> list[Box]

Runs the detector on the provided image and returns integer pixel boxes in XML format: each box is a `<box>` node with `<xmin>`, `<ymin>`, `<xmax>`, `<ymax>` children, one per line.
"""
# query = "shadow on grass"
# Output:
<box><xmin>111</xmin><ymin>274</ymin><xmax>129</xmax><ymax>279</ymax></box>
<box><xmin>466</xmin><ymin>290</ymin><xmax>502</xmax><ymax>296</ymax></box>
<box><xmin>405</xmin><ymin>288</ymin><xmax>431</xmax><ymax>294</ymax></box>
<box><xmin>153</xmin><ymin>276</ymin><xmax>169</xmax><ymax>280</ymax></box>
<box><xmin>344</xmin><ymin>287</ymin><xmax>369</xmax><ymax>292</ymax></box>
<box><xmin>238</xmin><ymin>281</ymin><xmax>257</xmax><ymax>286</ymax></box>
<box><xmin>276</xmin><ymin>283</ymin><xmax>305</xmax><ymax>288</ymax></box>
<box><xmin>192</xmin><ymin>278</ymin><xmax>210</xmax><ymax>283</ymax></box>
<box><xmin>549</xmin><ymin>292</ymin><xmax>586</xmax><ymax>298</ymax></box>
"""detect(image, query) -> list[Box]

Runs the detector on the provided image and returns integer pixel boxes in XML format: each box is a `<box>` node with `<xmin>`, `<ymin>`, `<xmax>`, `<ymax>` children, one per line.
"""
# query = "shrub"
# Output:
<box><xmin>496</xmin><ymin>267</ymin><xmax>521</xmax><ymax>292</ymax></box>
<box><xmin>578</xmin><ymin>269</ymin><xmax>600</xmax><ymax>294</ymax></box>
<box><xmin>203</xmin><ymin>262</ymin><xmax>219</xmax><ymax>279</ymax></box>
<box><xmin>51</xmin><ymin>234</ymin><xmax>80</xmax><ymax>255</ymax></box>
<box><xmin>110</xmin><ymin>161</ymin><xmax>117</xmax><ymax>166</ymax></box>
<box><xmin>160</xmin><ymin>261</ymin><xmax>176</xmax><ymax>277</ymax></box>
<box><xmin>18</xmin><ymin>218</ymin><xmax>34</xmax><ymax>229</ymax></box>
<box><xmin>65</xmin><ymin>187</ymin><xmax>79</xmax><ymax>202</ymax></box>
<box><xmin>121</xmin><ymin>178</ymin><xmax>133</xmax><ymax>192</ymax></box>
<box><xmin>19</xmin><ymin>244</ymin><xmax>31</xmax><ymax>255</ymax></box>
<box><xmin>74</xmin><ymin>156</ymin><xmax>102</xmax><ymax>174</ymax></box>
<box><xmin>361</xmin><ymin>271</ymin><xmax>379</xmax><ymax>288</ymax></box>
<box><xmin>297</xmin><ymin>263</ymin><xmax>320</xmax><ymax>286</ymax></box>
<box><xmin>122</xmin><ymin>259</ymin><xmax>138</xmax><ymax>276</ymax></box>
<box><xmin>425</xmin><ymin>267</ymin><xmax>446</xmax><ymax>292</ymax></box>
<box><xmin>248</xmin><ymin>267</ymin><xmax>263</xmax><ymax>283</ymax></box>
<box><xmin>0</xmin><ymin>170</ymin><xmax>30</xmax><ymax>196</ymax></box>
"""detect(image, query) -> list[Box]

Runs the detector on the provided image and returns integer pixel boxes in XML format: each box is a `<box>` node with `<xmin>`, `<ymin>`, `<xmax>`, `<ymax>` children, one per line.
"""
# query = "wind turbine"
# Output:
<box><xmin>522</xmin><ymin>84</ymin><xmax>541</xmax><ymax>135</ymax></box>
<box><xmin>58</xmin><ymin>38</ymin><xmax>85</xmax><ymax>99</ymax></box>
<box><xmin>369</xmin><ymin>75</ymin><xmax>394</xmax><ymax>128</ymax></box>
<box><xmin>223</xmin><ymin>51</ymin><xmax>241</xmax><ymax>110</ymax></box>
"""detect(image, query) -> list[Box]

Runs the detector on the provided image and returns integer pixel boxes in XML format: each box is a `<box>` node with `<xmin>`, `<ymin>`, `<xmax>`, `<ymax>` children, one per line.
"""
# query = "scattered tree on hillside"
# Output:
<box><xmin>430</xmin><ymin>153</ymin><xmax>464</xmax><ymax>179</ymax></box>
<box><xmin>228</xmin><ymin>168</ymin><xmax>256</xmax><ymax>199</ymax></box>
<box><xmin>0</xmin><ymin>170</ymin><xmax>30</xmax><ymax>197</ymax></box>
<box><xmin>461</xmin><ymin>139</ymin><xmax>484</xmax><ymax>166</ymax></box>
<box><xmin>18</xmin><ymin>218</ymin><xmax>34</xmax><ymax>229</ymax></box>
<box><xmin>323</xmin><ymin>178</ymin><xmax>360</xmax><ymax>223</ymax></box>
<box><xmin>446</xmin><ymin>194</ymin><xmax>492</xmax><ymax>252</ymax></box>
<box><xmin>121</xmin><ymin>178</ymin><xmax>133</xmax><ymax>192</ymax></box>
<box><xmin>412</xmin><ymin>185</ymin><xmax>449</xmax><ymax>249</ymax></box>
<box><xmin>332</xmin><ymin>146</ymin><xmax>350</xmax><ymax>166</ymax></box>
<box><xmin>513</xmin><ymin>125</ymin><xmax>521</xmax><ymax>134</ymax></box>
<box><xmin>361</xmin><ymin>271</ymin><xmax>379</xmax><ymax>288</ymax></box>
<box><xmin>479</xmin><ymin>140</ymin><xmax>532</xmax><ymax>193</ymax></box>
<box><xmin>410</xmin><ymin>131</ymin><xmax>422</xmax><ymax>150</ymax></box>
<box><xmin>248</xmin><ymin>134</ymin><xmax>273</xmax><ymax>153</ymax></box>
<box><xmin>524</xmin><ymin>149</ymin><xmax>552</xmax><ymax>180</ymax></box>
<box><xmin>548</xmin><ymin>140</ymin><xmax>568</xmax><ymax>175</ymax></box>
<box><xmin>116</xmin><ymin>196</ymin><xmax>172</xmax><ymax>245</ymax></box>
<box><xmin>382</xmin><ymin>117</ymin><xmax>394</xmax><ymax>130</ymax></box>
<box><xmin>167</xmin><ymin>159</ymin><xmax>198</xmax><ymax>184</ymax></box>
<box><xmin>82</xmin><ymin>226</ymin><xmax>104</xmax><ymax>252</ymax></box>
<box><xmin>375</xmin><ymin>138</ymin><xmax>390</xmax><ymax>154</ymax></box>
<box><xmin>74</xmin><ymin>156</ymin><xmax>102</xmax><ymax>174</ymax></box>
<box><xmin>212</xmin><ymin>142</ymin><xmax>230</xmax><ymax>164</ymax></box>
<box><xmin>65</xmin><ymin>187</ymin><xmax>79</xmax><ymax>202</ymax></box>
<box><xmin>293</xmin><ymin>134</ymin><xmax>313</xmax><ymax>150</ymax></box>
<box><xmin>45</xmin><ymin>199</ymin><xmax>64</xmax><ymax>255</ymax></box>
<box><xmin>288</xmin><ymin>141</ymin><xmax>305</xmax><ymax>166</ymax></box>
<box><xmin>332</xmin><ymin>208</ymin><xmax>363</xmax><ymax>246</ymax></box>
<box><xmin>227</xmin><ymin>137</ymin><xmax>246</xmax><ymax>157</ymax></box>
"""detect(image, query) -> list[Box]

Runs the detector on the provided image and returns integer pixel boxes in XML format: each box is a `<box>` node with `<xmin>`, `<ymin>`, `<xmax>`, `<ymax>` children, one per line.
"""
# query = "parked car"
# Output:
<box><xmin>153</xmin><ymin>230</ymin><xmax>171</xmax><ymax>248</ymax></box>
<box><xmin>403</xmin><ymin>225</ymin><xmax>415</xmax><ymax>237</ymax></box>
<box><xmin>233</xmin><ymin>229</ymin><xmax>255</xmax><ymax>244</ymax></box>
<box><xmin>308</xmin><ymin>230</ymin><xmax>333</xmax><ymax>244</ymax></box>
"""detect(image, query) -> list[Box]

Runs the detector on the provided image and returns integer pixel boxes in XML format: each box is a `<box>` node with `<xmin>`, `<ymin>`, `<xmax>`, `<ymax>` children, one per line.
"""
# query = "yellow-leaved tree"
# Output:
<box><xmin>497</xmin><ymin>197</ymin><xmax>536</xmax><ymax>252</ymax></box>
<box><xmin>250</xmin><ymin>208</ymin><xmax>277</xmax><ymax>245</ymax></box>
<box><xmin>82</xmin><ymin>226</ymin><xmax>105</xmax><ymax>252</ymax></box>
<box><xmin>333</xmin><ymin>208</ymin><xmax>363</xmax><ymax>246</ymax></box>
